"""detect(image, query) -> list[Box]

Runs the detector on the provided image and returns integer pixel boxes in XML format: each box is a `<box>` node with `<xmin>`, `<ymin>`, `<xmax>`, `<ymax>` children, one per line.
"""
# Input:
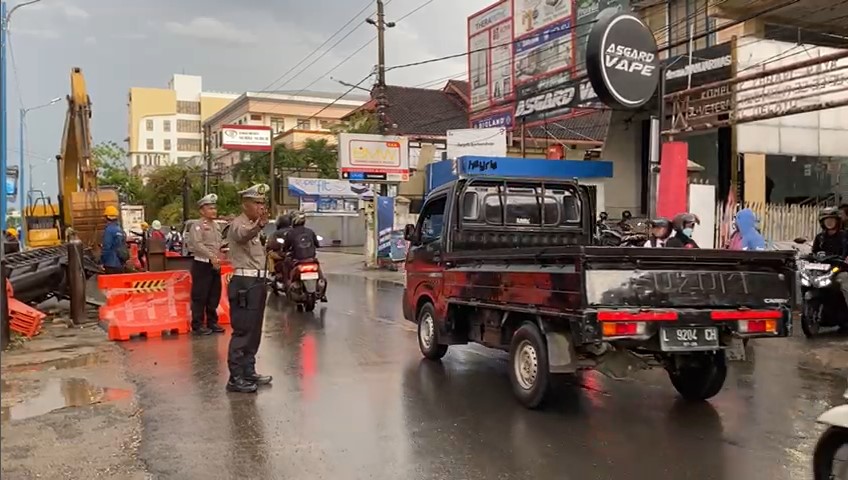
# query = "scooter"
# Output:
<box><xmin>272</xmin><ymin>237</ymin><xmax>328</xmax><ymax>312</ymax></box>
<box><xmin>813</xmin><ymin>384</ymin><xmax>848</xmax><ymax>480</ymax></box>
<box><xmin>799</xmin><ymin>252</ymin><xmax>848</xmax><ymax>337</ymax></box>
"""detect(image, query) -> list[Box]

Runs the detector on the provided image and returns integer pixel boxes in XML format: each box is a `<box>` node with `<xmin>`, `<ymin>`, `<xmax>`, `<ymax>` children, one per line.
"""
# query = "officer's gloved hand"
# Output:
<box><xmin>259</xmin><ymin>232</ymin><xmax>267</xmax><ymax>246</ymax></box>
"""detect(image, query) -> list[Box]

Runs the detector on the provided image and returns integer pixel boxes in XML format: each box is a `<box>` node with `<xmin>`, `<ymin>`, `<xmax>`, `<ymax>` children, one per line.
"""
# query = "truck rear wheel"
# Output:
<box><xmin>417</xmin><ymin>303</ymin><xmax>448</xmax><ymax>360</ymax></box>
<box><xmin>667</xmin><ymin>352</ymin><xmax>727</xmax><ymax>401</ymax></box>
<box><xmin>509</xmin><ymin>322</ymin><xmax>551</xmax><ymax>409</ymax></box>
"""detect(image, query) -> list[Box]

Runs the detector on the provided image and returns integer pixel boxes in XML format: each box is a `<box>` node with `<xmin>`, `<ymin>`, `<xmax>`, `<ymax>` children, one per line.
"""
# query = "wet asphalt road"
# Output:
<box><xmin>122</xmin><ymin>273</ymin><xmax>847</xmax><ymax>480</ymax></box>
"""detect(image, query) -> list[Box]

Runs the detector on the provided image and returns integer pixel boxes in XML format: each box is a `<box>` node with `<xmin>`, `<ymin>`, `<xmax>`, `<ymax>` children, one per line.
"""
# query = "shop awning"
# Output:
<box><xmin>287</xmin><ymin>177</ymin><xmax>373</xmax><ymax>198</ymax></box>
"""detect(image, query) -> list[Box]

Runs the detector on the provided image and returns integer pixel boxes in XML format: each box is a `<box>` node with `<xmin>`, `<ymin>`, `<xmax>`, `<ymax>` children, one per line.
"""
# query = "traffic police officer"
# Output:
<box><xmin>226</xmin><ymin>184</ymin><xmax>272</xmax><ymax>393</ymax></box>
<box><xmin>188</xmin><ymin>193</ymin><xmax>225</xmax><ymax>336</ymax></box>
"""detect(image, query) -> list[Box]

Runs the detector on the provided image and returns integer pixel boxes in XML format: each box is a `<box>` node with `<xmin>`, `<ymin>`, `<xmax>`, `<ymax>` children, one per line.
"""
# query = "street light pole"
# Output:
<box><xmin>366</xmin><ymin>1</ymin><xmax>395</xmax><ymax>197</ymax></box>
<box><xmin>19</xmin><ymin>97</ymin><xmax>61</xmax><ymax>248</ymax></box>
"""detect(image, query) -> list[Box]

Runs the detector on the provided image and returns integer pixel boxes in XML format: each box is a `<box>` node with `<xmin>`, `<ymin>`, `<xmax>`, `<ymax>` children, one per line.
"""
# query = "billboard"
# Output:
<box><xmin>338</xmin><ymin>133</ymin><xmax>410</xmax><ymax>183</ymax></box>
<box><xmin>468</xmin><ymin>1</ymin><xmax>513</xmax><ymax>112</ymax></box>
<box><xmin>515</xmin><ymin>73</ymin><xmax>600</xmax><ymax>125</ymax></box>
<box><xmin>663</xmin><ymin>43</ymin><xmax>733</xmax><ymax>130</ymax></box>
<box><xmin>221</xmin><ymin>125</ymin><xmax>273</xmax><ymax>151</ymax></box>
<box><xmin>575</xmin><ymin>0</ymin><xmax>624</xmax><ymax>67</ymax></box>
<box><xmin>514</xmin><ymin>0</ymin><xmax>573</xmax><ymax>37</ymax></box>
<box><xmin>471</xmin><ymin>106</ymin><xmax>515</xmax><ymax>129</ymax></box>
<box><xmin>514</xmin><ymin>19</ymin><xmax>573</xmax><ymax>85</ymax></box>
<box><xmin>447</xmin><ymin>127</ymin><xmax>508</xmax><ymax>159</ymax></box>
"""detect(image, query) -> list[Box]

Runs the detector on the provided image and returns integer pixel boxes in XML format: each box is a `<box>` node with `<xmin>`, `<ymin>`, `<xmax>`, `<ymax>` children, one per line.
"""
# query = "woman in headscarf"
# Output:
<box><xmin>727</xmin><ymin>208</ymin><xmax>766</xmax><ymax>251</ymax></box>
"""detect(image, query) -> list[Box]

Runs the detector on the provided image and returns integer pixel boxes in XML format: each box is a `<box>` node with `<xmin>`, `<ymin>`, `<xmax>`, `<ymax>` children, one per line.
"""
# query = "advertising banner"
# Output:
<box><xmin>287</xmin><ymin>177</ymin><xmax>372</xmax><ymax>198</ymax></box>
<box><xmin>471</xmin><ymin>107</ymin><xmax>515</xmax><ymax>129</ymax></box>
<box><xmin>376</xmin><ymin>196</ymin><xmax>394</xmax><ymax>260</ymax></box>
<box><xmin>515</xmin><ymin>73</ymin><xmax>600</xmax><ymax>124</ymax></box>
<box><xmin>469</xmin><ymin>32</ymin><xmax>491</xmax><ymax>110</ymax></box>
<box><xmin>339</xmin><ymin>134</ymin><xmax>410</xmax><ymax>183</ymax></box>
<box><xmin>447</xmin><ymin>127</ymin><xmax>508</xmax><ymax>159</ymax></box>
<box><xmin>514</xmin><ymin>0</ymin><xmax>573</xmax><ymax>37</ymax></box>
<box><xmin>469</xmin><ymin>0</ymin><xmax>511</xmax><ymax>36</ymax></box>
<box><xmin>662</xmin><ymin>43</ymin><xmax>733</xmax><ymax>130</ymax></box>
<box><xmin>514</xmin><ymin>19</ymin><xmax>573</xmax><ymax>85</ymax></box>
<box><xmin>221</xmin><ymin>125</ymin><xmax>273</xmax><ymax>151</ymax></box>
<box><xmin>575</xmin><ymin>0</ymin><xmax>625</xmax><ymax>68</ymax></box>
<box><xmin>490</xmin><ymin>21</ymin><xmax>514</xmax><ymax>104</ymax></box>
<box><xmin>5</xmin><ymin>166</ymin><xmax>18</xmax><ymax>200</ymax></box>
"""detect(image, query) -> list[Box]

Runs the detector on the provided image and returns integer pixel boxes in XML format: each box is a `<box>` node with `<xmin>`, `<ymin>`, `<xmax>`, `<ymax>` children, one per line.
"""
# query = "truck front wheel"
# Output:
<box><xmin>509</xmin><ymin>322</ymin><xmax>551</xmax><ymax>409</ymax></box>
<box><xmin>417</xmin><ymin>303</ymin><xmax>448</xmax><ymax>360</ymax></box>
<box><xmin>667</xmin><ymin>352</ymin><xmax>727</xmax><ymax>401</ymax></box>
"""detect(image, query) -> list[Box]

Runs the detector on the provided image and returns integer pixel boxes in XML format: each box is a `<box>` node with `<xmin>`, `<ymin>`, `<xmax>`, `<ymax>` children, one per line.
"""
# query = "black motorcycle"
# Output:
<box><xmin>596</xmin><ymin>211</ymin><xmax>646</xmax><ymax>247</ymax></box>
<box><xmin>800</xmin><ymin>252</ymin><xmax>848</xmax><ymax>337</ymax></box>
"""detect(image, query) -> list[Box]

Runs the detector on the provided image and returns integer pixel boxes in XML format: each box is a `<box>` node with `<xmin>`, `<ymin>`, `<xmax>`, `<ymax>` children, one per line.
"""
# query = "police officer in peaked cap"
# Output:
<box><xmin>187</xmin><ymin>193</ymin><xmax>226</xmax><ymax>335</ymax></box>
<box><xmin>225</xmin><ymin>184</ymin><xmax>272</xmax><ymax>393</ymax></box>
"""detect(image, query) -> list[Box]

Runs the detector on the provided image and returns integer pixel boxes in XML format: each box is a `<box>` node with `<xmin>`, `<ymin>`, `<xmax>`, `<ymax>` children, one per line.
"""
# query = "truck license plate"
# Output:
<box><xmin>660</xmin><ymin>326</ymin><xmax>719</xmax><ymax>352</ymax></box>
<box><xmin>301</xmin><ymin>272</ymin><xmax>319</xmax><ymax>280</ymax></box>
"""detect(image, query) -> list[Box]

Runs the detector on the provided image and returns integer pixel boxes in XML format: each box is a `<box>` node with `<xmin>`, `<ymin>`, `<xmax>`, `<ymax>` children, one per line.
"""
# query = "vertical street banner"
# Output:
<box><xmin>6</xmin><ymin>166</ymin><xmax>19</xmax><ymax>202</ymax></box>
<box><xmin>467</xmin><ymin>1</ymin><xmax>513</xmax><ymax>112</ymax></box>
<box><xmin>376</xmin><ymin>196</ymin><xmax>394</xmax><ymax>260</ymax></box>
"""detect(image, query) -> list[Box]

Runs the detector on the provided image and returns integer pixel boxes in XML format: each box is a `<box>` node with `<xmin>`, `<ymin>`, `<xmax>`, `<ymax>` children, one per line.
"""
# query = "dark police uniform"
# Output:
<box><xmin>226</xmin><ymin>184</ymin><xmax>272</xmax><ymax>393</ymax></box>
<box><xmin>187</xmin><ymin>194</ymin><xmax>224</xmax><ymax>335</ymax></box>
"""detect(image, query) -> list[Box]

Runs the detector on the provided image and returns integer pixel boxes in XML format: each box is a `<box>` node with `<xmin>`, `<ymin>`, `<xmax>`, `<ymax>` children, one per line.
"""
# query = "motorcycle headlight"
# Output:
<box><xmin>813</xmin><ymin>272</ymin><xmax>834</xmax><ymax>288</ymax></box>
<box><xmin>800</xmin><ymin>274</ymin><xmax>811</xmax><ymax>287</ymax></box>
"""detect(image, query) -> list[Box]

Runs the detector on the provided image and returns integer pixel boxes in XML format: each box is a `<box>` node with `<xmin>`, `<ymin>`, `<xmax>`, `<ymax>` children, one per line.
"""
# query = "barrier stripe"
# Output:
<box><xmin>129</xmin><ymin>280</ymin><xmax>168</xmax><ymax>293</ymax></box>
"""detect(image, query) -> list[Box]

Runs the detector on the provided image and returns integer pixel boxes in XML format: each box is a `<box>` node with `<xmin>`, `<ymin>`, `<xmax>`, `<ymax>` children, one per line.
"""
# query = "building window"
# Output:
<box><xmin>177</xmin><ymin>138</ymin><xmax>202</xmax><ymax>152</ymax></box>
<box><xmin>163</xmin><ymin>120</ymin><xmax>171</xmax><ymax>132</ymax></box>
<box><xmin>164</xmin><ymin>139</ymin><xmax>172</xmax><ymax>150</ymax></box>
<box><xmin>146</xmin><ymin>119</ymin><xmax>154</xmax><ymax>131</ymax></box>
<box><xmin>177</xmin><ymin>119</ymin><xmax>201</xmax><ymax>133</ymax></box>
<box><xmin>250</xmin><ymin>114</ymin><xmax>262</xmax><ymax>121</ymax></box>
<box><xmin>668</xmin><ymin>0</ymin><xmax>709</xmax><ymax>56</ymax></box>
<box><xmin>176</xmin><ymin>101</ymin><xmax>201</xmax><ymax>115</ymax></box>
<box><xmin>271</xmin><ymin>117</ymin><xmax>286</xmax><ymax>134</ymax></box>
<box><xmin>146</xmin><ymin>138</ymin><xmax>154</xmax><ymax>150</ymax></box>
<box><xmin>296</xmin><ymin>118</ymin><xmax>311</xmax><ymax>130</ymax></box>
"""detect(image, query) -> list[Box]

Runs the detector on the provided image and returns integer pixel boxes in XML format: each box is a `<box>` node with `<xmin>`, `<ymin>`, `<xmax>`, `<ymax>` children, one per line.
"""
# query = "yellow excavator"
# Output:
<box><xmin>23</xmin><ymin>67</ymin><xmax>119</xmax><ymax>250</ymax></box>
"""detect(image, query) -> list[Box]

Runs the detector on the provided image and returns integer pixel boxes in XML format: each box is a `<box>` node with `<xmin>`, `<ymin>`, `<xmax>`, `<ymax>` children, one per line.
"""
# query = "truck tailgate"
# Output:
<box><xmin>582</xmin><ymin>247</ymin><xmax>795</xmax><ymax>309</ymax></box>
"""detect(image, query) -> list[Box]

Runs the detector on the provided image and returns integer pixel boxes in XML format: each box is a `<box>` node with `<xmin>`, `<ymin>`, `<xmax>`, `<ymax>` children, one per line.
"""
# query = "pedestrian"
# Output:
<box><xmin>101</xmin><ymin>206</ymin><xmax>128</xmax><ymax>274</ymax></box>
<box><xmin>187</xmin><ymin>194</ymin><xmax>226</xmax><ymax>336</ymax></box>
<box><xmin>643</xmin><ymin>218</ymin><xmax>671</xmax><ymax>248</ymax></box>
<box><xmin>4</xmin><ymin>227</ymin><xmax>20</xmax><ymax>254</ymax></box>
<box><xmin>226</xmin><ymin>184</ymin><xmax>272</xmax><ymax>393</ymax></box>
<box><xmin>727</xmin><ymin>208</ymin><xmax>766</xmax><ymax>251</ymax></box>
<box><xmin>138</xmin><ymin>222</ymin><xmax>149</xmax><ymax>270</ymax></box>
<box><xmin>150</xmin><ymin>220</ymin><xmax>166</xmax><ymax>241</ymax></box>
<box><xmin>665</xmin><ymin>213</ymin><xmax>700</xmax><ymax>248</ymax></box>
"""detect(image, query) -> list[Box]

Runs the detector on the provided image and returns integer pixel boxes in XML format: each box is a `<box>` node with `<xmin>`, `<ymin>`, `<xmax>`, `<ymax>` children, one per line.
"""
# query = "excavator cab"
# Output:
<box><xmin>23</xmin><ymin>190</ymin><xmax>62</xmax><ymax>248</ymax></box>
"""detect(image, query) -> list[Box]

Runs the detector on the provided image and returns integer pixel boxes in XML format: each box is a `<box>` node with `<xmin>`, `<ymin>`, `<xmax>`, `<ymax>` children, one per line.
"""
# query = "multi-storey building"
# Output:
<box><xmin>203</xmin><ymin>90</ymin><xmax>368</xmax><ymax>172</ymax></box>
<box><xmin>126</xmin><ymin>74</ymin><xmax>238</xmax><ymax>177</ymax></box>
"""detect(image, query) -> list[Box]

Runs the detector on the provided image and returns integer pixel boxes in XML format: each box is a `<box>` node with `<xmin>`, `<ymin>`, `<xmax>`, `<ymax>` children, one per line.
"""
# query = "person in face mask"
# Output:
<box><xmin>665</xmin><ymin>213</ymin><xmax>700</xmax><ymax>248</ymax></box>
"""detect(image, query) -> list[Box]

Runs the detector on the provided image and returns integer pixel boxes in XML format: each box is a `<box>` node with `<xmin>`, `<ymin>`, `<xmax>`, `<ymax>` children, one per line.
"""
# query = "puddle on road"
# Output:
<box><xmin>4</xmin><ymin>352</ymin><xmax>108</xmax><ymax>374</ymax></box>
<box><xmin>1</xmin><ymin>377</ymin><xmax>132</xmax><ymax>422</ymax></box>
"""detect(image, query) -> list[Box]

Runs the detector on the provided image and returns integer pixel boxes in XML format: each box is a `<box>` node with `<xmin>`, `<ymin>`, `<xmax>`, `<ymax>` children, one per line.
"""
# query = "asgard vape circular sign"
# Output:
<box><xmin>586</xmin><ymin>8</ymin><xmax>660</xmax><ymax>110</ymax></box>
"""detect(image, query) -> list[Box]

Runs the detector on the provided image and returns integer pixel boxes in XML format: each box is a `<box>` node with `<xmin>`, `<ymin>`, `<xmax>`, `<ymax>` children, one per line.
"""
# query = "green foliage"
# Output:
<box><xmin>333</xmin><ymin>110</ymin><xmax>377</xmax><ymax>134</ymax></box>
<box><xmin>232</xmin><ymin>139</ymin><xmax>338</xmax><ymax>185</ymax></box>
<box><xmin>92</xmin><ymin>141</ymin><xmax>143</xmax><ymax>203</ymax></box>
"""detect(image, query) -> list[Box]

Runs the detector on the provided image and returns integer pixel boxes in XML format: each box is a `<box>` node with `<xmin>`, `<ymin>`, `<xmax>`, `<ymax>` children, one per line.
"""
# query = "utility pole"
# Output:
<box><xmin>203</xmin><ymin>125</ymin><xmax>211</xmax><ymax>195</ymax></box>
<box><xmin>367</xmin><ymin>0</ymin><xmax>395</xmax><ymax>196</ymax></box>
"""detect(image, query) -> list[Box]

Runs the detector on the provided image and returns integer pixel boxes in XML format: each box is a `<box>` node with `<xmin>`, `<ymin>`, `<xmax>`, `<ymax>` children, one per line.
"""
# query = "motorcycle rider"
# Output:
<box><xmin>267</xmin><ymin>214</ymin><xmax>292</xmax><ymax>277</ymax></box>
<box><xmin>166</xmin><ymin>226</ymin><xmax>182</xmax><ymax>252</ymax></box>
<box><xmin>665</xmin><ymin>213</ymin><xmax>700</xmax><ymax>248</ymax></box>
<box><xmin>812</xmin><ymin>207</ymin><xmax>848</xmax><ymax>308</ymax></box>
<box><xmin>643</xmin><ymin>218</ymin><xmax>672</xmax><ymax>247</ymax></box>
<box><xmin>282</xmin><ymin>211</ymin><xmax>326</xmax><ymax>301</ymax></box>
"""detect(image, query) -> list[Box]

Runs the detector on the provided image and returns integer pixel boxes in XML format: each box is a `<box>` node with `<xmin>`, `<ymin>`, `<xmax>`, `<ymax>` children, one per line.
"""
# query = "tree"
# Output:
<box><xmin>92</xmin><ymin>141</ymin><xmax>143</xmax><ymax>204</ymax></box>
<box><xmin>300</xmin><ymin>138</ymin><xmax>338</xmax><ymax>178</ymax></box>
<box><xmin>333</xmin><ymin>110</ymin><xmax>377</xmax><ymax>134</ymax></box>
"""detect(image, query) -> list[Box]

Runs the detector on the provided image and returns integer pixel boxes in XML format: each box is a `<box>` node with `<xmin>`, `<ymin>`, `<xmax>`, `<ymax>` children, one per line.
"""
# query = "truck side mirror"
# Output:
<box><xmin>403</xmin><ymin>224</ymin><xmax>416</xmax><ymax>242</ymax></box>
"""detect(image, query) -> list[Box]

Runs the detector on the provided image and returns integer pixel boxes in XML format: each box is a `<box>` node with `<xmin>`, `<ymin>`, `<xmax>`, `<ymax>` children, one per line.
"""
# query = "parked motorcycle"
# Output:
<box><xmin>814</xmin><ymin>384</ymin><xmax>848</xmax><ymax>480</ymax></box>
<box><xmin>271</xmin><ymin>237</ymin><xmax>328</xmax><ymax>312</ymax></box>
<box><xmin>799</xmin><ymin>252</ymin><xmax>848</xmax><ymax>337</ymax></box>
<box><xmin>596</xmin><ymin>211</ymin><xmax>647</xmax><ymax>247</ymax></box>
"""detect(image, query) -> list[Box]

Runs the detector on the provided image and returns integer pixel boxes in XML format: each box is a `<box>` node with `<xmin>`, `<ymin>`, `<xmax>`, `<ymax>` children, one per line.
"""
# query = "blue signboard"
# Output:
<box><xmin>425</xmin><ymin>156</ymin><xmax>614</xmax><ymax>195</ymax></box>
<box><xmin>376</xmin><ymin>196</ymin><xmax>394</xmax><ymax>260</ymax></box>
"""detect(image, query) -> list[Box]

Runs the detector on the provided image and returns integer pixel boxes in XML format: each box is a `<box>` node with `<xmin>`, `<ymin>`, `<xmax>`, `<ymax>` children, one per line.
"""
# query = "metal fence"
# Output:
<box><xmin>715</xmin><ymin>201</ymin><xmax>819</xmax><ymax>247</ymax></box>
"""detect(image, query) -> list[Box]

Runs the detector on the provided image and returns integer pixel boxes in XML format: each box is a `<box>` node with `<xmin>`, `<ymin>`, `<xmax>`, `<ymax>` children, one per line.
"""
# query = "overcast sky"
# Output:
<box><xmin>6</xmin><ymin>0</ymin><xmax>492</xmax><ymax>196</ymax></box>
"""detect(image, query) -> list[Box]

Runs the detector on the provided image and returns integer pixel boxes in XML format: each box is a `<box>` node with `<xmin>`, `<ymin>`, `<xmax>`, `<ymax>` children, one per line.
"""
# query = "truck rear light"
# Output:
<box><xmin>597</xmin><ymin>311</ymin><xmax>678</xmax><ymax>322</ymax></box>
<box><xmin>602</xmin><ymin>322</ymin><xmax>646</xmax><ymax>337</ymax></box>
<box><xmin>738</xmin><ymin>319</ymin><xmax>778</xmax><ymax>334</ymax></box>
<box><xmin>711</xmin><ymin>310</ymin><xmax>782</xmax><ymax>320</ymax></box>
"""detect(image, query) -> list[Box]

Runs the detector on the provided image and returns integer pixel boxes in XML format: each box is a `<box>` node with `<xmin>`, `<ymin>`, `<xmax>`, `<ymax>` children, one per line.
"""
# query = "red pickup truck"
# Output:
<box><xmin>402</xmin><ymin>176</ymin><xmax>795</xmax><ymax>408</ymax></box>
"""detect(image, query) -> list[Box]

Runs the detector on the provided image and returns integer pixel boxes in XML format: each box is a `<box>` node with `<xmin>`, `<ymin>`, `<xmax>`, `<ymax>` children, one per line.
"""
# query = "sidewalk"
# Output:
<box><xmin>320</xmin><ymin>250</ymin><xmax>405</xmax><ymax>285</ymax></box>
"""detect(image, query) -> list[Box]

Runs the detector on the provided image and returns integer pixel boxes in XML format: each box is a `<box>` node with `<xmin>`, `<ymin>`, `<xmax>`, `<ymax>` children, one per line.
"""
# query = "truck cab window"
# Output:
<box><xmin>419</xmin><ymin>197</ymin><xmax>447</xmax><ymax>243</ymax></box>
<box><xmin>462</xmin><ymin>192</ymin><xmax>479</xmax><ymax>220</ymax></box>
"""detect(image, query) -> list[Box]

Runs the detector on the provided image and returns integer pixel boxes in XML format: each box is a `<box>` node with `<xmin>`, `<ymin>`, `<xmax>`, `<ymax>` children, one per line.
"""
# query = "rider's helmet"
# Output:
<box><xmin>819</xmin><ymin>206</ymin><xmax>841</xmax><ymax>230</ymax></box>
<box><xmin>291</xmin><ymin>211</ymin><xmax>307</xmax><ymax>227</ymax></box>
<box><xmin>672</xmin><ymin>213</ymin><xmax>700</xmax><ymax>232</ymax></box>
<box><xmin>648</xmin><ymin>217</ymin><xmax>672</xmax><ymax>239</ymax></box>
<box><xmin>276</xmin><ymin>214</ymin><xmax>291</xmax><ymax>230</ymax></box>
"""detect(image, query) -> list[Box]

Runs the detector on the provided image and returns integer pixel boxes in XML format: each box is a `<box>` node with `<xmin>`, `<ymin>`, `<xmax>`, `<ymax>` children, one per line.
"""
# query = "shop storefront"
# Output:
<box><xmin>287</xmin><ymin>177</ymin><xmax>372</xmax><ymax>246</ymax></box>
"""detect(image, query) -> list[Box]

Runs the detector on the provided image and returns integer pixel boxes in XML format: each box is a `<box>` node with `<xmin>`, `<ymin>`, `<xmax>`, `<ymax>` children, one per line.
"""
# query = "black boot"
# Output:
<box><xmin>244</xmin><ymin>372</ymin><xmax>273</xmax><ymax>386</ymax></box>
<box><xmin>226</xmin><ymin>377</ymin><xmax>258</xmax><ymax>393</ymax></box>
<box><xmin>208</xmin><ymin>324</ymin><xmax>225</xmax><ymax>334</ymax></box>
<box><xmin>192</xmin><ymin>327</ymin><xmax>212</xmax><ymax>336</ymax></box>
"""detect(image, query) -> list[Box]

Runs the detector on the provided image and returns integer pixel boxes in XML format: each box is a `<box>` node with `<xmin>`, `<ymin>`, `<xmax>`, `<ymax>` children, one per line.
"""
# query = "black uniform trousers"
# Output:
<box><xmin>190</xmin><ymin>260</ymin><xmax>222</xmax><ymax>330</ymax></box>
<box><xmin>227</xmin><ymin>275</ymin><xmax>268</xmax><ymax>379</ymax></box>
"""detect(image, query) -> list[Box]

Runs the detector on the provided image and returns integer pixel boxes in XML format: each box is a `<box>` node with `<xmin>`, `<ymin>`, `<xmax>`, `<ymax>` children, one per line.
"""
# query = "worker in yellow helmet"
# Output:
<box><xmin>4</xmin><ymin>227</ymin><xmax>20</xmax><ymax>254</ymax></box>
<box><xmin>101</xmin><ymin>205</ymin><xmax>128</xmax><ymax>274</ymax></box>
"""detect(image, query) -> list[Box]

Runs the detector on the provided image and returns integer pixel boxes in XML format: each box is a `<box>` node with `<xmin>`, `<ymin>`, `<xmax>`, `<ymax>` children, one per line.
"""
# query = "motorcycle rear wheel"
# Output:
<box><xmin>814</xmin><ymin>426</ymin><xmax>848</xmax><ymax>480</ymax></box>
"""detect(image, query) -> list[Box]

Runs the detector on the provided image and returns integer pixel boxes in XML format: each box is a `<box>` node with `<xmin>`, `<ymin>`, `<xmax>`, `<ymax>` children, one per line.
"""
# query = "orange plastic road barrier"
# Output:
<box><xmin>216</xmin><ymin>262</ymin><xmax>233</xmax><ymax>325</ymax></box>
<box><xmin>165</xmin><ymin>251</ymin><xmax>181</xmax><ymax>258</ymax></box>
<box><xmin>98</xmin><ymin>270</ymin><xmax>191</xmax><ymax>341</ymax></box>
<box><xmin>8</xmin><ymin>298</ymin><xmax>47</xmax><ymax>338</ymax></box>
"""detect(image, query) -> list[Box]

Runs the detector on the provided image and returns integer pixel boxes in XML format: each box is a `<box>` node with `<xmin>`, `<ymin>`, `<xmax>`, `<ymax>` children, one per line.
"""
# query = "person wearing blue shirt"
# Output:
<box><xmin>101</xmin><ymin>206</ymin><xmax>128</xmax><ymax>274</ymax></box>
<box><xmin>733</xmin><ymin>208</ymin><xmax>766</xmax><ymax>251</ymax></box>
